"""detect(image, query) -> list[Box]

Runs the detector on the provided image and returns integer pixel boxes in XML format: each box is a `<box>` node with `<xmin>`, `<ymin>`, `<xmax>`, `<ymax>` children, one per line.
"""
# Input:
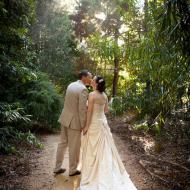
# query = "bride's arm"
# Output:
<box><xmin>83</xmin><ymin>94</ymin><xmax>94</xmax><ymax>135</ymax></box>
<box><xmin>104</xmin><ymin>95</ymin><xmax>109</xmax><ymax>113</ymax></box>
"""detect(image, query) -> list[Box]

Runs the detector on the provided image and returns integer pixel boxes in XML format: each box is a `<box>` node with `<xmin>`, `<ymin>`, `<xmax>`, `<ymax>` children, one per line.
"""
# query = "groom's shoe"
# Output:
<box><xmin>69</xmin><ymin>170</ymin><xmax>81</xmax><ymax>177</ymax></box>
<box><xmin>54</xmin><ymin>168</ymin><xmax>66</xmax><ymax>175</ymax></box>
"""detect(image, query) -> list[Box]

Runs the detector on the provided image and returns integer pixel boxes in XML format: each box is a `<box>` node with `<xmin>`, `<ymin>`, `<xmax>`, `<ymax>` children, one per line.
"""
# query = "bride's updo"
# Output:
<box><xmin>95</xmin><ymin>76</ymin><xmax>106</xmax><ymax>93</ymax></box>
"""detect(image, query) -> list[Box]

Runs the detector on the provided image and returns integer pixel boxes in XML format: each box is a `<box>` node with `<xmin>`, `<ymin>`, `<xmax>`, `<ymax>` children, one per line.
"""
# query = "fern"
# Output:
<box><xmin>0</xmin><ymin>103</ymin><xmax>42</xmax><ymax>154</ymax></box>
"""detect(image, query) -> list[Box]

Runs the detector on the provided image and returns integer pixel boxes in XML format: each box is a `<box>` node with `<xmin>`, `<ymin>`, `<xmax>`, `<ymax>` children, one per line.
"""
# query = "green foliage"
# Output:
<box><xmin>0</xmin><ymin>61</ymin><xmax>62</xmax><ymax>130</ymax></box>
<box><xmin>0</xmin><ymin>103</ymin><xmax>31</xmax><ymax>124</ymax></box>
<box><xmin>25</xmin><ymin>72</ymin><xmax>62</xmax><ymax>130</ymax></box>
<box><xmin>71</xmin><ymin>0</ymin><xmax>138</xmax><ymax>96</ymax></box>
<box><xmin>0</xmin><ymin>103</ymin><xmax>42</xmax><ymax>154</ymax></box>
<box><xmin>134</xmin><ymin>121</ymin><xmax>149</xmax><ymax>133</ymax></box>
<box><xmin>76</xmin><ymin>0</ymin><xmax>190</xmax><ymax>137</ymax></box>
<box><xmin>159</xmin><ymin>0</ymin><xmax>190</xmax><ymax>59</ymax></box>
<box><xmin>31</xmin><ymin>7</ymin><xmax>77</xmax><ymax>90</ymax></box>
<box><xmin>134</xmin><ymin>116</ymin><xmax>163</xmax><ymax>136</ymax></box>
<box><xmin>0</xmin><ymin>0</ymin><xmax>63</xmax><ymax>154</ymax></box>
<box><xmin>0</xmin><ymin>0</ymin><xmax>36</xmax><ymax>62</ymax></box>
<box><xmin>16</xmin><ymin>131</ymin><xmax>43</xmax><ymax>149</ymax></box>
<box><xmin>109</xmin><ymin>97</ymin><xmax>125</xmax><ymax>116</ymax></box>
<box><xmin>0</xmin><ymin>61</ymin><xmax>61</xmax><ymax>155</ymax></box>
<box><xmin>124</xmin><ymin>0</ymin><xmax>190</xmax><ymax>124</ymax></box>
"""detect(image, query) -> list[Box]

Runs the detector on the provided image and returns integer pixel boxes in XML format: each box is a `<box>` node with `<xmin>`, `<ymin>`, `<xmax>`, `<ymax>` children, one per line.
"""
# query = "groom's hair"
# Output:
<box><xmin>79</xmin><ymin>70</ymin><xmax>89</xmax><ymax>79</ymax></box>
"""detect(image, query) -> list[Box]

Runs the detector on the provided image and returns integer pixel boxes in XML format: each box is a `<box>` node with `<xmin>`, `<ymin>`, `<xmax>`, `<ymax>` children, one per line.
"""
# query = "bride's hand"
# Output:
<box><xmin>82</xmin><ymin>126</ymin><xmax>88</xmax><ymax>135</ymax></box>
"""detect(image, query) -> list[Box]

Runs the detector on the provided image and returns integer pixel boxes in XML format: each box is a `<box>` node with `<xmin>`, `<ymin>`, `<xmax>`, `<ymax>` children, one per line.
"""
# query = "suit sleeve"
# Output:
<box><xmin>79</xmin><ymin>88</ymin><xmax>88</xmax><ymax>128</ymax></box>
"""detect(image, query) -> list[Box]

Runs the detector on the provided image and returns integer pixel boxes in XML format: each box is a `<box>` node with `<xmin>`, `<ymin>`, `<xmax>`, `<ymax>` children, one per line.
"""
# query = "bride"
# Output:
<box><xmin>78</xmin><ymin>76</ymin><xmax>137</xmax><ymax>190</ymax></box>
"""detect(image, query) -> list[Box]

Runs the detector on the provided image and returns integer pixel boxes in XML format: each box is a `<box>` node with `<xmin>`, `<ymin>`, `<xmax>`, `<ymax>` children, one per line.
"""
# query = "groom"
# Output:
<box><xmin>54</xmin><ymin>70</ymin><xmax>92</xmax><ymax>176</ymax></box>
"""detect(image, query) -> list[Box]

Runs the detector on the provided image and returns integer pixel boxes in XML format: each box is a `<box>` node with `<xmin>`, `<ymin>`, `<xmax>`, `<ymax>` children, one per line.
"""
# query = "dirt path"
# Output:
<box><xmin>22</xmin><ymin>134</ymin><xmax>58</xmax><ymax>190</ymax></box>
<box><xmin>22</xmin><ymin>132</ymin><xmax>166</xmax><ymax>190</ymax></box>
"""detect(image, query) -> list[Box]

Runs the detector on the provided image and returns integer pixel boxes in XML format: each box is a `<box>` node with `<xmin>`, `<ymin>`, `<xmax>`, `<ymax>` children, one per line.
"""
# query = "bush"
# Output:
<box><xmin>0</xmin><ymin>62</ymin><xmax>63</xmax><ymax>130</ymax></box>
<box><xmin>24</xmin><ymin>72</ymin><xmax>63</xmax><ymax>130</ymax></box>
<box><xmin>0</xmin><ymin>62</ymin><xmax>62</xmax><ymax>154</ymax></box>
<box><xmin>0</xmin><ymin>103</ymin><xmax>42</xmax><ymax>154</ymax></box>
<box><xmin>109</xmin><ymin>97</ymin><xmax>126</xmax><ymax>116</ymax></box>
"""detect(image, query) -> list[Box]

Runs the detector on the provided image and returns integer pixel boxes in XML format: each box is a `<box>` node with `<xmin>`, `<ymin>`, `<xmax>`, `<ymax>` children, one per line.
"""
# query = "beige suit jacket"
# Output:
<box><xmin>58</xmin><ymin>80</ymin><xmax>88</xmax><ymax>130</ymax></box>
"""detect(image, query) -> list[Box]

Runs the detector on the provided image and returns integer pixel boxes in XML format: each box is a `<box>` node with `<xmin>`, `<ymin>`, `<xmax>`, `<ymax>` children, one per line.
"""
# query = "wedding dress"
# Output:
<box><xmin>78</xmin><ymin>99</ymin><xmax>137</xmax><ymax>190</ymax></box>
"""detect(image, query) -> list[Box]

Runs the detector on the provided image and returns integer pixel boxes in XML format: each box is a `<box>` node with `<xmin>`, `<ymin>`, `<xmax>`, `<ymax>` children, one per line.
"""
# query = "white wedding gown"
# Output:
<box><xmin>78</xmin><ymin>102</ymin><xmax>137</xmax><ymax>190</ymax></box>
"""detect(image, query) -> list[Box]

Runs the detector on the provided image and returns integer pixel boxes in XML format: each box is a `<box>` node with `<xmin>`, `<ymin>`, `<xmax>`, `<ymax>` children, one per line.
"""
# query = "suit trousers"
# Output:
<box><xmin>54</xmin><ymin>126</ymin><xmax>81</xmax><ymax>175</ymax></box>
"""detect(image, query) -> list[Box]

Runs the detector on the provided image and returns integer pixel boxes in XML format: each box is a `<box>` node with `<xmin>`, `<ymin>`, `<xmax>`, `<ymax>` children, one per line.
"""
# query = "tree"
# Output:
<box><xmin>31</xmin><ymin>2</ymin><xmax>78</xmax><ymax>89</ymax></box>
<box><xmin>71</xmin><ymin>0</ymin><xmax>137</xmax><ymax>96</ymax></box>
<box><xmin>0</xmin><ymin>0</ymin><xmax>63</xmax><ymax>153</ymax></box>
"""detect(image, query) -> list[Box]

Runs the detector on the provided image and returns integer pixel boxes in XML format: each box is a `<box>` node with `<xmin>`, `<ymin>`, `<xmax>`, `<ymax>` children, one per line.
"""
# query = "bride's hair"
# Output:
<box><xmin>95</xmin><ymin>76</ymin><xmax>106</xmax><ymax>93</ymax></box>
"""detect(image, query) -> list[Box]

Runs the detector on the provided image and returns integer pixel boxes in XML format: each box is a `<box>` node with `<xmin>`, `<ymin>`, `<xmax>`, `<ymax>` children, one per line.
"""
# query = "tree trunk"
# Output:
<box><xmin>144</xmin><ymin>0</ymin><xmax>149</xmax><ymax>33</ymax></box>
<box><xmin>112</xmin><ymin>56</ymin><xmax>119</xmax><ymax>97</ymax></box>
<box><xmin>146</xmin><ymin>79</ymin><xmax>151</xmax><ymax>94</ymax></box>
<box><xmin>112</xmin><ymin>27</ymin><xmax>120</xmax><ymax>97</ymax></box>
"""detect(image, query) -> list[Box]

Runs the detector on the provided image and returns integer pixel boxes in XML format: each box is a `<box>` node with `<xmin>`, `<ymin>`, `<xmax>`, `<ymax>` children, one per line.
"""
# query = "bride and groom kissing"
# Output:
<box><xmin>54</xmin><ymin>70</ymin><xmax>137</xmax><ymax>190</ymax></box>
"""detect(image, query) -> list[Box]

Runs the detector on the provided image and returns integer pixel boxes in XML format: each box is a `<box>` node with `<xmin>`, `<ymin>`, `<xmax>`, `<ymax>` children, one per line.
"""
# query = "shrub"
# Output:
<box><xmin>24</xmin><ymin>72</ymin><xmax>63</xmax><ymax>130</ymax></box>
<box><xmin>0</xmin><ymin>103</ymin><xmax>42</xmax><ymax>154</ymax></box>
<box><xmin>0</xmin><ymin>62</ymin><xmax>62</xmax><ymax>154</ymax></box>
<box><xmin>109</xmin><ymin>97</ymin><xmax>125</xmax><ymax>116</ymax></box>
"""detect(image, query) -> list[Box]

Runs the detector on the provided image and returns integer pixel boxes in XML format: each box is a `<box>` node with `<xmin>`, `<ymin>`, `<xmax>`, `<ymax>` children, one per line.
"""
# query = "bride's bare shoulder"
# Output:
<box><xmin>89</xmin><ymin>91</ymin><xmax>96</xmax><ymax>99</ymax></box>
<box><xmin>89</xmin><ymin>91</ymin><xmax>96</xmax><ymax>96</ymax></box>
<box><xmin>89</xmin><ymin>91</ymin><xmax>101</xmax><ymax>100</ymax></box>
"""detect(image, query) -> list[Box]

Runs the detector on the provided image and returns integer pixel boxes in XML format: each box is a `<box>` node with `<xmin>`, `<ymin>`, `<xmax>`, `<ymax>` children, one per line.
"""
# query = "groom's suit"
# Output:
<box><xmin>54</xmin><ymin>80</ymin><xmax>88</xmax><ymax>175</ymax></box>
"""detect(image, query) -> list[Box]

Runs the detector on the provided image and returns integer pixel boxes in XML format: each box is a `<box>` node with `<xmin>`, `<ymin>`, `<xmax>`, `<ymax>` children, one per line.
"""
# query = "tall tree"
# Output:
<box><xmin>31</xmin><ymin>1</ymin><xmax>78</xmax><ymax>89</ymax></box>
<box><xmin>71</xmin><ymin>0</ymin><xmax>137</xmax><ymax>96</ymax></box>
